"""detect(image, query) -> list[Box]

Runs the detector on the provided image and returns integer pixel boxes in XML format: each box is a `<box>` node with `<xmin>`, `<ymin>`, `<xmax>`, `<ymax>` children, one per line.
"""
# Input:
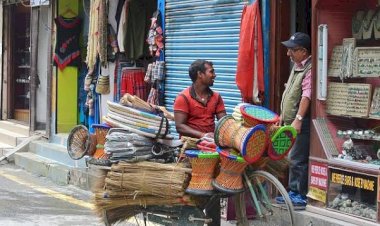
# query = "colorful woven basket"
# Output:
<box><xmin>212</xmin><ymin>147</ymin><xmax>248</xmax><ymax>194</ymax></box>
<box><xmin>268</xmin><ymin>125</ymin><xmax>297</xmax><ymax>160</ymax></box>
<box><xmin>185</xmin><ymin>149</ymin><xmax>219</xmax><ymax>196</ymax></box>
<box><xmin>215</xmin><ymin>115</ymin><xmax>268</xmax><ymax>163</ymax></box>
<box><xmin>240</xmin><ymin>104</ymin><xmax>279</xmax><ymax>127</ymax></box>
<box><xmin>92</xmin><ymin>124</ymin><xmax>111</xmax><ymax>159</ymax></box>
<box><xmin>196</xmin><ymin>140</ymin><xmax>217</xmax><ymax>152</ymax></box>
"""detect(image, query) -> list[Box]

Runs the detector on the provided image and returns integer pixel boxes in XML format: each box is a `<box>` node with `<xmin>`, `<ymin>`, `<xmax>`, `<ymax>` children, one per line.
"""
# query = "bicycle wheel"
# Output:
<box><xmin>103</xmin><ymin>205</ymin><xmax>206</xmax><ymax>226</ymax></box>
<box><xmin>235</xmin><ymin>170</ymin><xmax>295</xmax><ymax>226</ymax></box>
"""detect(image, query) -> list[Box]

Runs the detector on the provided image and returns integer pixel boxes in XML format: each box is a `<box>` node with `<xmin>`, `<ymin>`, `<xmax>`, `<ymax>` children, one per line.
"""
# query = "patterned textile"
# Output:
<box><xmin>152</xmin><ymin>61</ymin><xmax>164</xmax><ymax>81</ymax></box>
<box><xmin>53</xmin><ymin>16</ymin><xmax>81</xmax><ymax>70</ymax></box>
<box><xmin>146</xmin><ymin>10</ymin><xmax>164</xmax><ymax>58</ymax></box>
<box><xmin>98</xmin><ymin>0</ymin><xmax>108</xmax><ymax>65</ymax></box>
<box><xmin>86</xmin><ymin>0</ymin><xmax>108</xmax><ymax>71</ymax></box>
<box><xmin>113</xmin><ymin>59</ymin><xmax>129</xmax><ymax>102</ymax></box>
<box><xmin>120</xmin><ymin>68</ymin><xmax>147</xmax><ymax>101</ymax></box>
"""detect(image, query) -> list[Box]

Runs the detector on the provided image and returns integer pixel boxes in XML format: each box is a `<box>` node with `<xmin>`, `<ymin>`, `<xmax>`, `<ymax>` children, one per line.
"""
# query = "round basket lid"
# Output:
<box><xmin>268</xmin><ymin>126</ymin><xmax>297</xmax><ymax>160</ymax></box>
<box><xmin>67</xmin><ymin>125</ymin><xmax>91</xmax><ymax>160</ymax></box>
<box><xmin>185</xmin><ymin>149</ymin><xmax>219</xmax><ymax>159</ymax></box>
<box><xmin>216</xmin><ymin>147</ymin><xmax>246</xmax><ymax>163</ymax></box>
<box><xmin>240</xmin><ymin>105</ymin><xmax>279</xmax><ymax>124</ymax></box>
<box><xmin>241</xmin><ymin>124</ymin><xmax>268</xmax><ymax>163</ymax></box>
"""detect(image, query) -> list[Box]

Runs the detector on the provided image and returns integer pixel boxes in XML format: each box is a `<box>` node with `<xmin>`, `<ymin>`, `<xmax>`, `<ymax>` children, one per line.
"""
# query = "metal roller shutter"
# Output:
<box><xmin>164</xmin><ymin>0</ymin><xmax>247</xmax><ymax>114</ymax></box>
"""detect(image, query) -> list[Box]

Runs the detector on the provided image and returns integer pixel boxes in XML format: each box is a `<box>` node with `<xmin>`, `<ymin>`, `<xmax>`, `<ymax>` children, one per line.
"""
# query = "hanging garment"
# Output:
<box><xmin>235</xmin><ymin>1</ymin><xmax>264</xmax><ymax>104</ymax></box>
<box><xmin>146</xmin><ymin>10</ymin><xmax>164</xmax><ymax>58</ymax></box>
<box><xmin>117</xmin><ymin>0</ymin><xmax>129</xmax><ymax>53</ymax></box>
<box><xmin>120</xmin><ymin>68</ymin><xmax>147</xmax><ymax>101</ymax></box>
<box><xmin>53</xmin><ymin>16</ymin><xmax>81</xmax><ymax>70</ymax></box>
<box><xmin>78</xmin><ymin>65</ymin><xmax>89</xmax><ymax>127</ymax></box>
<box><xmin>86</xmin><ymin>0</ymin><xmax>108</xmax><ymax>71</ymax></box>
<box><xmin>108</xmin><ymin>0</ymin><xmax>119</xmax><ymax>32</ymax></box>
<box><xmin>124</xmin><ymin>0</ymin><xmax>157</xmax><ymax>60</ymax></box>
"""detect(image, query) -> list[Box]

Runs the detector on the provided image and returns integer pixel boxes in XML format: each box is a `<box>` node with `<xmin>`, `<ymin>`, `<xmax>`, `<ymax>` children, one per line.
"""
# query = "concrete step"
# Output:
<box><xmin>0</xmin><ymin>135</ymin><xmax>43</xmax><ymax>164</ymax></box>
<box><xmin>0</xmin><ymin>141</ymin><xmax>13</xmax><ymax>149</ymax></box>
<box><xmin>0</xmin><ymin>128</ymin><xmax>28</xmax><ymax>146</ymax></box>
<box><xmin>29</xmin><ymin>140</ymin><xmax>87</xmax><ymax>168</ymax></box>
<box><xmin>51</xmin><ymin>133</ymin><xmax>69</xmax><ymax>147</ymax></box>
<box><xmin>14</xmin><ymin>152</ymin><xmax>106</xmax><ymax>191</ymax></box>
<box><xmin>0</xmin><ymin>142</ymin><xmax>14</xmax><ymax>163</ymax></box>
<box><xmin>0</xmin><ymin>120</ymin><xmax>29</xmax><ymax>136</ymax></box>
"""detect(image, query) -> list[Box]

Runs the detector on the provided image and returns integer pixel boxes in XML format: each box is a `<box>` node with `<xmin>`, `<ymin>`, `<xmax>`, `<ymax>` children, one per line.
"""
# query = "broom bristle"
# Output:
<box><xmin>93</xmin><ymin>161</ymin><xmax>195</xmax><ymax>223</ymax></box>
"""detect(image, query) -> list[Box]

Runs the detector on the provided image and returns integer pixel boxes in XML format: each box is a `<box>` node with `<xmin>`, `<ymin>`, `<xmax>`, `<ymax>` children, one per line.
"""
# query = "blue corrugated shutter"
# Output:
<box><xmin>164</xmin><ymin>0</ymin><xmax>247</xmax><ymax>114</ymax></box>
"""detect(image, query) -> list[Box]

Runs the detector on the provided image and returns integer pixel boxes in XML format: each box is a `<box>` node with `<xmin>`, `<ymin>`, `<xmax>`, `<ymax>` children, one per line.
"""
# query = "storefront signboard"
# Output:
<box><xmin>308</xmin><ymin>161</ymin><xmax>328</xmax><ymax>203</ymax></box>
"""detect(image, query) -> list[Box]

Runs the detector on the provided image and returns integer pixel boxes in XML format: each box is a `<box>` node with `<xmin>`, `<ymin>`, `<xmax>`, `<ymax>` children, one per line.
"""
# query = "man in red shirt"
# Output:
<box><xmin>174</xmin><ymin>59</ymin><xmax>226</xmax><ymax>139</ymax></box>
<box><xmin>173</xmin><ymin>59</ymin><xmax>226</xmax><ymax>226</ymax></box>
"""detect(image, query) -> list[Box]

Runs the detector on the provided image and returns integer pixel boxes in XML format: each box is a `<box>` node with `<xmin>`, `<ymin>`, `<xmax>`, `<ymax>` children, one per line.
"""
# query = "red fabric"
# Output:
<box><xmin>120</xmin><ymin>69</ymin><xmax>148</xmax><ymax>101</ymax></box>
<box><xmin>173</xmin><ymin>87</ymin><xmax>225</xmax><ymax>134</ymax></box>
<box><xmin>235</xmin><ymin>1</ymin><xmax>264</xmax><ymax>103</ymax></box>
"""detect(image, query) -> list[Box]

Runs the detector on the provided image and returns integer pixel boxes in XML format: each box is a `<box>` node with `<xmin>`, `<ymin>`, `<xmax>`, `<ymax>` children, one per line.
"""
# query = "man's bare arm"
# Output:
<box><xmin>174</xmin><ymin>111</ymin><xmax>204</xmax><ymax>138</ymax></box>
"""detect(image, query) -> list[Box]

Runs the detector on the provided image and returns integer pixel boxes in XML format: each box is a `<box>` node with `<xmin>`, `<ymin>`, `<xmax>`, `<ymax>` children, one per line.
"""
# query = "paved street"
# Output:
<box><xmin>0</xmin><ymin>162</ymin><xmax>236</xmax><ymax>226</ymax></box>
<box><xmin>0</xmin><ymin>163</ymin><xmax>160</xmax><ymax>226</ymax></box>
<box><xmin>0</xmin><ymin>163</ymin><xmax>104</xmax><ymax>226</ymax></box>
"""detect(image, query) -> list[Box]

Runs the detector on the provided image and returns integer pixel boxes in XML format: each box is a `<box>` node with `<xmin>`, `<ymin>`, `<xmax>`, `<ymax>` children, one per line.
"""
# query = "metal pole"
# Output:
<box><xmin>45</xmin><ymin>0</ymin><xmax>55</xmax><ymax>139</ymax></box>
<box><xmin>30</xmin><ymin>7</ymin><xmax>39</xmax><ymax>131</ymax></box>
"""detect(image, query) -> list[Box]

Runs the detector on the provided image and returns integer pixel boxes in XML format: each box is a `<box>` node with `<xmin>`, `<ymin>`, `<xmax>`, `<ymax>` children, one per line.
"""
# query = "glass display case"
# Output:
<box><xmin>309</xmin><ymin>0</ymin><xmax>380</xmax><ymax>223</ymax></box>
<box><xmin>12</xmin><ymin>6</ymin><xmax>30</xmax><ymax>122</ymax></box>
<box><xmin>327</xmin><ymin>168</ymin><xmax>378</xmax><ymax>221</ymax></box>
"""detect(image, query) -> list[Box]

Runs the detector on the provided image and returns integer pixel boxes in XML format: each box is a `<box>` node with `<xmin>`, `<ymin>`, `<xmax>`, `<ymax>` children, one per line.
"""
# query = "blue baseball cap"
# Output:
<box><xmin>281</xmin><ymin>32</ymin><xmax>311</xmax><ymax>51</ymax></box>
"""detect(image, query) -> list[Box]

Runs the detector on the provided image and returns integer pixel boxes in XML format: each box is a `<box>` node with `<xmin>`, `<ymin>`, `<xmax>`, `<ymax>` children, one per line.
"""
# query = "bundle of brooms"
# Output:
<box><xmin>94</xmin><ymin>161</ymin><xmax>195</xmax><ymax>224</ymax></box>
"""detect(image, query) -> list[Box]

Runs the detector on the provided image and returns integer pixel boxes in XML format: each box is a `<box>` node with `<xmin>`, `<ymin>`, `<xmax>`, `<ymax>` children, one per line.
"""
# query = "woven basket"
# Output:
<box><xmin>67</xmin><ymin>125</ymin><xmax>91</xmax><ymax>160</ymax></box>
<box><xmin>240</xmin><ymin>104</ymin><xmax>279</xmax><ymax>127</ymax></box>
<box><xmin>93</xmin><ymin>124</ymin><xmax>111</xmax><ymax>145</ymax></box>
<box><xmin>185</xmin><ymin>150</ymin><xmax>219</xmax><ymax>196</ymax></box>
<box><xmin>268</xmin><ymin>125</ymin><xmax>297</xmax><ymax>160</ymax></box>
<box><xmin>92</xmin><ymin>124</ymin><xmax>111</xmax><ymax>159</ymax></box>
<box><xmin>212</xmin><ymin>147</ymin><xmax>248</xmax><ymax>194</ymax></box>
<box><xmin>215</xmin><ymin>115</ymin><xmax>268</xmax><ymax>163</ymax></box>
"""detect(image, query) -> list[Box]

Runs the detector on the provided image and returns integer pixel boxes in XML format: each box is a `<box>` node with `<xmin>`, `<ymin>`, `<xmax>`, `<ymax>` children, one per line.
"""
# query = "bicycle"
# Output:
<box><xmin>99</xmin><ymin>157</ymin><xmax>295</xmax><ymax>226</ymax></box>
<box><xmin>68</xmin><ymin>122</ymin><xmax>295</xmax><ymax>226</ymax></box>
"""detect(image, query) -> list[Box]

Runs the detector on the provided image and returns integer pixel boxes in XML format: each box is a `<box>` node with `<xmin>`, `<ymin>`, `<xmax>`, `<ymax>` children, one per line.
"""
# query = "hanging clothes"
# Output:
<box><xmin>124</xmin><ymin>0</ymin><xmax>157</xmax><ymax>60</ymax></box>
<box><xmin>120</xmin><ymin>68</ymin><xmax>147</xmax><ymax>101</ymax></box>
<box><xmin>235</xmin><ymin>1</ymin><xmax>264</xmax><ymax>104</ymax></box>
<box><xmin>108</xmin><ymin>0</ymin><xmax>119</xmax><ymax>32</ymax></box>
<box><xmin>86</xmin><ymin>0</ymin><xmax>108</xmax><ymax>72</ymax></box>
<box><xmin>117</xmin><ymin>0</ymin><xmax>129</xmax><ymax>53</ymax></box>
<box><xmin>53</xmin><ymin>16</ymin><xmax>81</xmax><ymax>70</ymax></box>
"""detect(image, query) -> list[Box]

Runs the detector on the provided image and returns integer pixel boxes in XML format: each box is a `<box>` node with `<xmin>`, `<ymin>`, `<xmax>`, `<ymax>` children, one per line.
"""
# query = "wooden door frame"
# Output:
<box><xmin>269</xmin><ymin>0</ymin><xmax>291</xmax><ymax>113</ymax></box>
<box><xmin>2</xmin><ymin>5</ymin><xmax>13</xmax><ymax>120</ymax></box>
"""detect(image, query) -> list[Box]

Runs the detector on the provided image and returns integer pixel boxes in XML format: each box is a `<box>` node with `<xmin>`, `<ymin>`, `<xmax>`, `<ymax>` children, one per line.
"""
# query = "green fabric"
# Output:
<box><xmin>124</xmin><ymin>0</ymin><xmax>157</xmax><ymax>60</ymax></box>
<box><xmin>57</xmin><ymin>0</ymin><xmax>79</xmax><ymax>133</ymax></box>
<box><xmin>280</xmin><ymin>60</ymin><xmax>312</xmax><ymax>125</ymax></box>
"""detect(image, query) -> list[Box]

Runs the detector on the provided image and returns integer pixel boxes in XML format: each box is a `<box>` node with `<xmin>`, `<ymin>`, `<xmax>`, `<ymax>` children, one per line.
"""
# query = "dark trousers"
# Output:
<box><xmin>206</xmin><ymin>197</ymin><xmax>220</xmax><ymax>226</ymax></box>
<box><xmin>288</xmin><ymin>117</ymin><xmax>310</xmax><ymax>196</ymax></box>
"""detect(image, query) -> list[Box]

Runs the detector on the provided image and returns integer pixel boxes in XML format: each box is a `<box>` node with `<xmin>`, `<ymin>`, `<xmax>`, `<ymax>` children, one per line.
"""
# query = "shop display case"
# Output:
<box><xmin>12</xmin><ymin>8</ymin><xmax>30</xmax><ymax>122</ymax></box>
<box><xmin>309</xmin><ymin>0</ymin><xmax>380</xmax><ymax>223</ymax></box>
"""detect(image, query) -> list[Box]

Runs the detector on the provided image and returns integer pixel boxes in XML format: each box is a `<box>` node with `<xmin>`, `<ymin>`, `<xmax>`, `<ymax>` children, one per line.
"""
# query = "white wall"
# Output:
<box><xmin>36</xmin><ymin>6</ymin><xmax>50</xmax><ymax>127</ymax></box>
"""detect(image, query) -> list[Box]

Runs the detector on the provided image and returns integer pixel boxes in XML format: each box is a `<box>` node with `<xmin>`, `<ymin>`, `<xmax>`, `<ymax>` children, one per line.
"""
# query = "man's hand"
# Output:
<box><xmin>201</xmin><ymin>132</ymin><xmax>215</xmax><ymax>142</ymax></box>
<box><xmin>291</xmin><ymin>119</ymin><xmax>302</xmax><ymax>134</ymax></box>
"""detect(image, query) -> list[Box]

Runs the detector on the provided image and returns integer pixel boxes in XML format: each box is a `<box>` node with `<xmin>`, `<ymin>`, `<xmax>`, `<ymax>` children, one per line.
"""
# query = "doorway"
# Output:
<box><xmin>270</xmin><ymin>0</ymin><xmax>312</xmax><ymax>113</ymax></box>
<box><xmin>5</xmin><ymin>4</ymin><xmax>31</xmax><ymax>124</ymax></box>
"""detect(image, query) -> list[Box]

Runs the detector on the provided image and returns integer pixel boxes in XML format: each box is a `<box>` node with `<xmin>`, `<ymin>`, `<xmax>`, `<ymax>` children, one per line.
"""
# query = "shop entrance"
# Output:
<box><xmin>3</xmin><ymin>4</ymin><xmax>31</xmax><ymax>124</ymax></box>
<box><xmin>271</xmin><ymin>0</ymin><xmax>311</xmax><ymax>113</ymax></box>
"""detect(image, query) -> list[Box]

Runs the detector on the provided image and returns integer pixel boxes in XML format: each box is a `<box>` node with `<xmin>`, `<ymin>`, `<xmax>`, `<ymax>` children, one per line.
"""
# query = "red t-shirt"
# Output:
<box><xmin>173</xmin><ymin>86</ymin><xmax>226</xmax><ymax>134</ymax></box>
